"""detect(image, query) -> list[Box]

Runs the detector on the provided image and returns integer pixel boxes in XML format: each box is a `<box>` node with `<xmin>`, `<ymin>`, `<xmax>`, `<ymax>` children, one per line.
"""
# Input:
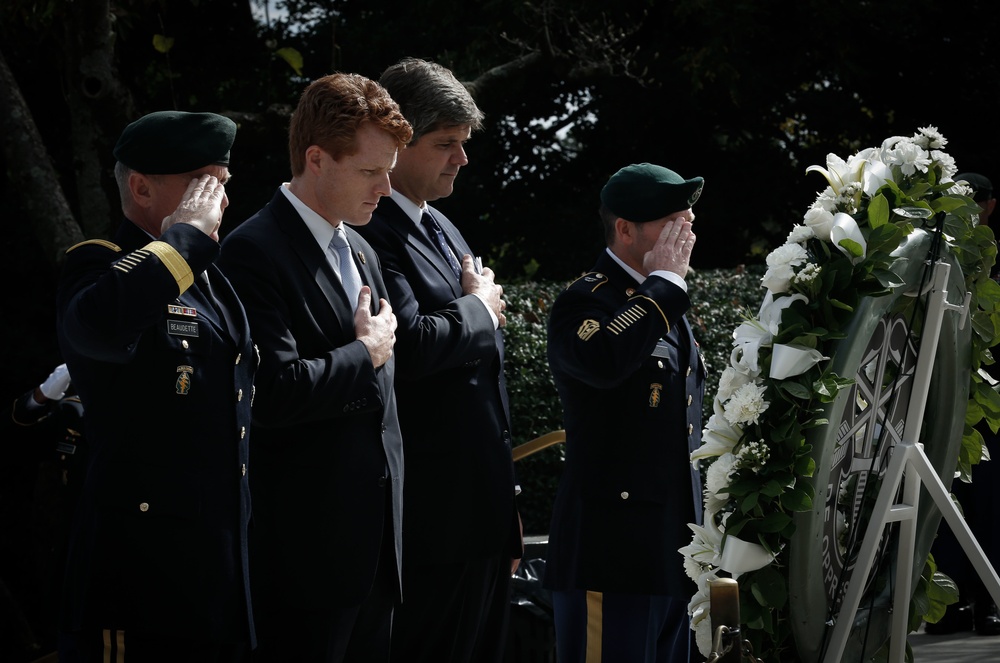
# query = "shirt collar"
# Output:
<box><xmin>280</xmin><ymin>183</ymin><xmax>338</xmax><ymax>251</ymax></box>
<box><xmin>606</xmin><ymin>247</ymin><xmax>646</xmax><ymax>284</ymax></box>
<box><xmin>389</xmin><ymin>189</ymin><xmax>428</xmax><ymax>229</ymax></box>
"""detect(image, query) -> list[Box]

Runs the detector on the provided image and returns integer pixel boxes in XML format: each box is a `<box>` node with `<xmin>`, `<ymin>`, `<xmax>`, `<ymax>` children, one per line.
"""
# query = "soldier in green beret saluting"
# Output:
<box><xmin>545</xmin><ymin>163</ymin><xmax>706</xmax><ymax>663</ymax></box>
<box><xmin>56</xmin><ymin>111</ymin><xmax>258</xmax><ymax>662</ymax></box>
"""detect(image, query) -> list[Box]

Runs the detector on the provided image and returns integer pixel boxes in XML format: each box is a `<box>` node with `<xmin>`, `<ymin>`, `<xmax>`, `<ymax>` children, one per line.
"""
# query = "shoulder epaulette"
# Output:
<box><xmin>65</xmin><ymin>239</ymin><xmax>122</xmax><ymax>254</ymax></box>
<box><xmin>566</xmin><ymin>271</ymin><xmax>609</xmax><ymax>293</ymax></box>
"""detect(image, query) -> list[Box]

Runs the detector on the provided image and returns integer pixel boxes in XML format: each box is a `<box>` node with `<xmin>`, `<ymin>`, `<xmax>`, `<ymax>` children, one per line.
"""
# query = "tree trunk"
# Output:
<box><xmin>0</xmin><ymin>47</ymin><xmax>84</xmax><ymax>268</ymax></box>
<box><xmin>63</xmin><ymin>0</ymin><xmax>135</xmax><ymax>240</ymax></box>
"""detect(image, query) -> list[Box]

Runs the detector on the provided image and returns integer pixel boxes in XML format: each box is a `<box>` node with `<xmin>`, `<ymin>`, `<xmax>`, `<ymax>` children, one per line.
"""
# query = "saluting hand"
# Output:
<box><xmin>643</xmin><ymin>218</ymin><xmax>696</xmax><ymax>277</ymax></box>
<box><xmin>460</xmin><ymin>255</ymin><xmax>507</xmax><ymax>327</ymax></box>
<box><xmin>355</xmin><ymin>286</ymin><xmax>397</xmax><ymax>368</ymax></box>
<box><xmin>161</xmin><ymin>174</ymin><xmax>227</xmax><ymax>242</ymax></box>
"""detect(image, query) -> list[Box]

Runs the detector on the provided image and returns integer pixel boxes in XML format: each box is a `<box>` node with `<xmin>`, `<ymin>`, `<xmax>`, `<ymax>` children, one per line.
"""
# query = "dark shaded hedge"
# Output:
<box><xmin>504</xmin><ymin>265</ymin><xmax>767</xmax><ymax>535</ymax></box>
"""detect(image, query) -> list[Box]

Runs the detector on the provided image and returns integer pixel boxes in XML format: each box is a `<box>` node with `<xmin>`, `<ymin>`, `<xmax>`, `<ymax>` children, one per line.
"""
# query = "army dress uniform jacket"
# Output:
<box><xmin>356</xmin><ymin>197</ymin><xmax>520</xmax><ymax>566</ymax></box>
<box><xmin>217</xmin><ymin>188</ymin><xmax>405</xmax><ymax>611</ymax></box>
<box><xmin>544</xmin><ymin>250</ymin><xmax>705</xmax><ymax>598</ymax></box>
<box><xmin>56</xmin><ymin>219</ymin><xmax>256</xmax><ymax>644</ymax></box>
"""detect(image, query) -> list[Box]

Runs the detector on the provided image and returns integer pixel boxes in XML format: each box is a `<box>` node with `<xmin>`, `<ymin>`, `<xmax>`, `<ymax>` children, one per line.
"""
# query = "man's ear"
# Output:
<box><xmin>129</xmin><ymin>172</ymin><xmax>153</xmax><ymax>209</ymax></box>
<box><xmin>304</xmin><ymin>145</ymin><xmax>325</xmax><ymax>174</ymax></box>
<box><xmin>614</xmin><ymin>217</ymin><xmax>634</xmax><ymax>246</ymax></box>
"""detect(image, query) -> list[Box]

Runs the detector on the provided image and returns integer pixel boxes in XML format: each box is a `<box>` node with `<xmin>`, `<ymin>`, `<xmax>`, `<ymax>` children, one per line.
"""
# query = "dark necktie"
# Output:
<box><xmin>421</xmin><ymin>212</ymin><xmax>462</xmax><ymax>280</ymax></box>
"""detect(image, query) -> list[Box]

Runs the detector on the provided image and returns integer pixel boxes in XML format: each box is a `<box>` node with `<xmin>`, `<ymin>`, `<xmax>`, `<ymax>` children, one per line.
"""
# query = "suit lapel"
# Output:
<box><xmin>269</xmin><ymin>191</ymin><xmax>354</xmax><ymax>335</ymax></box>
<box><xmin>379</xmin><ymin>199</ymin><xmax>463</xmax><ymax>296</ymax></box>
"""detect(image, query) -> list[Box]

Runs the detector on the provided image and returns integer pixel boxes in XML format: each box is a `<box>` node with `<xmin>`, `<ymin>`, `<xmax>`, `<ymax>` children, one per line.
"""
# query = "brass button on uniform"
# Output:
<box><xmin>237</xmin><ymin>388</ymin><xmax>243</xmax><ymax>401</ymax></box>
<box><xmin>182</xmin><ymin>339</ymin><xmax>189</xmax><ymax>349</ymax></box>
<box><xmin>620</xmin><ymin>491</ymin><xmax>629</xmax><ymax>500</ymax></box>
<box><xmin>241</xmin><ymin>464</ymin><xmax>247</xmax><ymax>476</ymax></box>
<box><xmin>687</xmin><ymin>394</ymin><xmax>693</xmax><ymax>406</ymax></box>
<box><xmin>657</xmin><ymin>360</ymin><xmax>664</xmax><ymax>369</ymax></box>
<box><xmin>688</xmin><ymin>424</ymin><xmax>694</xmax><ymax>435</ymax></box>
<box><xmin>240</xmin><ymin>426</ymin><xmax>246</xmax><ymax>439</ymax></box>
<box><xmin>686</xmin><ymin>366</ymin><xmax>692</xmax><ymax>376</ymax></box>
<box><xmin>235</xmin><ymin>353</ymin><xmax>242</xmax><ymax>365</ymax></box>
<box><xmin>139</xmin><ymin>502</ymin><xmax>149</xmax><ymax>513</ymax></box>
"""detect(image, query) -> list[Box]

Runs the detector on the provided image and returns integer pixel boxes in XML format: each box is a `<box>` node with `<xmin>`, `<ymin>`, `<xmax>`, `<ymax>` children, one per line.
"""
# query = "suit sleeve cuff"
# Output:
<box><xmin>471</xmin><ymin>292</ymin><xmax>499</xmax><ymax>329</ymax></box>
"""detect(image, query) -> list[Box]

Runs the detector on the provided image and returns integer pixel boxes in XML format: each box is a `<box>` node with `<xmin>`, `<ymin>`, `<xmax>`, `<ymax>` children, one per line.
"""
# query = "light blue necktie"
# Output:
<box><xmin>329</xmin><ymin>226</ymin><xmax>362</xmax><ymax>311</ymax></box>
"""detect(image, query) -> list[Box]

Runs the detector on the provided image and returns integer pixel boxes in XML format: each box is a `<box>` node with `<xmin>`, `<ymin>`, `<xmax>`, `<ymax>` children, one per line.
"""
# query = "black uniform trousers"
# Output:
<box><xmin>390</xmin><ymin>552</ymin><xmax>512</xmax><ymax>662</ymax></box>
<box><xmin>551</xmin><ymin>590</ymin><xmax>690</xmax><ymax>663</ymax></box>
<box><xmin>251</xmin><ymin>487</ymin><xmax>398</xmax><ymax>663</ymax></box>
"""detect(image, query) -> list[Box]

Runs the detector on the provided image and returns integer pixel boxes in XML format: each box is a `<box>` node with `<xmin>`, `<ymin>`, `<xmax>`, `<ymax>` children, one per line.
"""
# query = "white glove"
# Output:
<box><xmin>39</xmin><ymin>363</ymin><xmax>72</xmax><ymax>400</ymax></box>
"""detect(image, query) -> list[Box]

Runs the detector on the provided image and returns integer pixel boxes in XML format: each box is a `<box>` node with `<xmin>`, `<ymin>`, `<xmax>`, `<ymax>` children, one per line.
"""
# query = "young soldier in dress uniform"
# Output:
<box><xmin>56</xmin><ymin>111</ymin><xmax>257</xmax><ymax>663</ymax></box>
<box><xmin>544</xmin><ymin>163</ymin><xmax>705</xmax><ymax>662</ymax></box>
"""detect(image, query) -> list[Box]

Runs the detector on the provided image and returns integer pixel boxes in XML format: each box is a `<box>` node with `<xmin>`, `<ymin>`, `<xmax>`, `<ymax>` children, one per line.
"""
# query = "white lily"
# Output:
<box><xmin>716</xmin><ymin>366</ymin><xmax>751</xmax><ymax>402</ymax></box>
<box><xmin>831</xmin><ymin>212</ymin><xmax>867</xmax><ymax>263</ymax></box>
<box><xmin>730</xmin><ymin>291</ymin><xmax>807</xmax><ymax>375</ymax></box>
<box><xmin>688</xmin><ymin>570</ymin><xmax>722</xmax><ymax>657</ymax></box>
<box><xmin>860</xmin><ymin>156</ymin><xmax>892</xmax><ymax>197</ymax></box>
<box><xmin>769</xmin><ymin>343</ymin><xmax>828</xmax><ymax>379</ymax></box>
<box><xmin>680</xmin><ymin>516</ymin><xmax>725</xmax><ymax>579</ymax></box>
<box><xmin>692</xmin><ymin>399</ymin><xmax>743</xmax><ymax>464</ymax></box>
<box><xmin>805</xmin><ymin>151</ymin><xmax>863</xmax><ymax>196</ymax></box>
<box><xmin>720</xmin><ymin>536</ymin><xmax>777</xmax><ymax>577</ymax></box>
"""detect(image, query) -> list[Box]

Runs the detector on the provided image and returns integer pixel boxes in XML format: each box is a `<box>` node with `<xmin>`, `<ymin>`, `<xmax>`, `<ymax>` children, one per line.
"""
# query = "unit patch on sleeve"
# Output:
<box><xmin>577</xmin><ymin>319</ymin><xmax>600</xmax><ymax>341</ymax></box>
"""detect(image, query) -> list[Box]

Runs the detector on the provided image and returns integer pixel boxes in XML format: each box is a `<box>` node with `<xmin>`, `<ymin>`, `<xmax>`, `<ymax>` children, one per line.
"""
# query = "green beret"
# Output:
<box><xmin>113</xmin><ymin>111</ymin><xmax>237</xmax><ymax>174</ymax></box>
<box><xmin>600</xmin><ymin>162</ymin><xmax>704</xmax><ymax>222</ymax></box>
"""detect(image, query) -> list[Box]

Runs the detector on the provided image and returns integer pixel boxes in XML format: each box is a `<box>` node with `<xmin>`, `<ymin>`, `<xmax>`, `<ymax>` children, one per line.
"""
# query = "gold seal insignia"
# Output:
<box><xmin>577</xmin><ymin>319</ymin><xmax>600</xmax><ymax>341</ymax></box>
<box><xmin>175</xmin><ymin>365</ymin><xmax>194</xmax><ymax>395</ymax></box>
<box><xmin>649</xmin><ymin>382</ymin><xmax>663</xmax><ymax>408</ymax></box>
<box><xmin>358</xmin><ymin>250</ymin><xmax>366</xmax><ymax>264</ymax></box>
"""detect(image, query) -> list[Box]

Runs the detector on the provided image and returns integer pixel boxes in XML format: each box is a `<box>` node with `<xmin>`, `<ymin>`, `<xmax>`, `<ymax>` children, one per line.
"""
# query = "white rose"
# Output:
<box><xmin>803</xmin><ymin>206</ymin><xmax>835</xmax><ymax>241</ymax></box>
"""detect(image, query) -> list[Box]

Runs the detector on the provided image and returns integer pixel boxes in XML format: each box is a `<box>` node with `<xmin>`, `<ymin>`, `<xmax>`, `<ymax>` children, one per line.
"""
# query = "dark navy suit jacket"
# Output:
<box><xmin>354</xmin><ymin>197</ymin><xmax>519</xmax><ymax>565</ymax></box>
<box><xmin>57</xmin><ymin>219</ymin><xmax>256</xmax><ymax>643</ymax></box>
<box><xmin>218</xmin><ymin>188</ymin><xmax>404</xmax><ymax>610</ymax></box>
<box><xmin>544</xmin><ymin>250</ymin><xmax>705</xmax><ymax>598</ymax></box>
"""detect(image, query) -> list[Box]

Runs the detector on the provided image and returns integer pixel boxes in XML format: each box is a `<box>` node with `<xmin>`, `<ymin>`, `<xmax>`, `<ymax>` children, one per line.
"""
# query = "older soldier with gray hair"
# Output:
<box><xmin>57</xmin><ymin>111</ymin><xmax>256</xmax><ymax>663</ymax></box>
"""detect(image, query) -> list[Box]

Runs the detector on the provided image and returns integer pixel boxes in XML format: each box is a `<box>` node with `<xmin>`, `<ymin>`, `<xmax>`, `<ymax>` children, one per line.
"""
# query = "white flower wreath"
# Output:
<box><xmin>681</xmin><ymin>127</ymin><xmax>1000</xmax><ymax>661</ymax></box>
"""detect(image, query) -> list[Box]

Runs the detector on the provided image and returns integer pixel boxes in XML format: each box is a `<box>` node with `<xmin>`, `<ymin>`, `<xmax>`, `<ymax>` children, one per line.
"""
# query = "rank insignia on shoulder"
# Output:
<box><xmin>569</xmin><ymin>271</ymin><xmax>608</xmax><ymax>292</ymax></box>
<box><xmin>577</xmin><ymin>319</ymin><xmax>600</xmax><ymax>341</ymax></box>
<box><xmin>175</xmin><ymin>365</ymin><xmax>194</xmax><ymax>395</ymax></box>
<box><xmin>168</xmin><ymin>304</ymin><xmax>198</xmax><ymax>317</ymax></box>
<box><xmin>649</xmin><ymin>382</ymin><xmax>662</xmax><ymax>408</ymax></box>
